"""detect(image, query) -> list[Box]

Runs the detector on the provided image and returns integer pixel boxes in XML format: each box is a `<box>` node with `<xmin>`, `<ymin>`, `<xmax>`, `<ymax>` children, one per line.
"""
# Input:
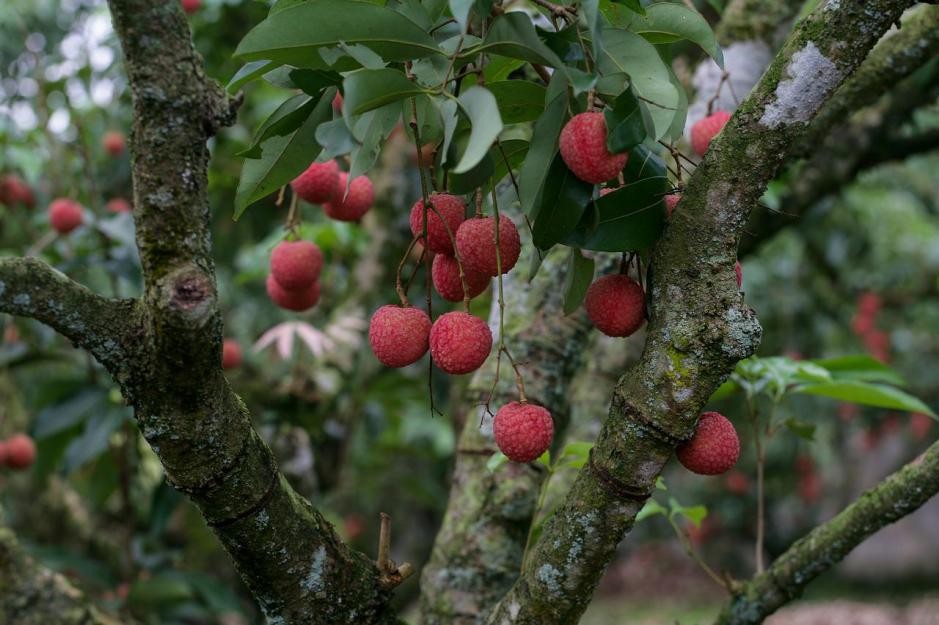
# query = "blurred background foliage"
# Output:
<box><xmin>1</xmin><ymin>0</ymin><xmax>938</xmax><ymax>623</ymax></box>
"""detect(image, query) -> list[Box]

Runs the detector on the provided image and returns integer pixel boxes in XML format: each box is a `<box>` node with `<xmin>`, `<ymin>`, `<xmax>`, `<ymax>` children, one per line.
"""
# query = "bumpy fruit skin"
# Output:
<box><xmin>102</xmin><ymin>131</ymin><xmax>125</xmax><ymax>156</ymax></box>
<box><xmin>324</xmin><ymin>173</ymin><xmax>374</xmax><ymax>221</ymax></box>
<box><xmin>270</xmin><ymin>240</ymin><xmax>323</xmax><ymax>290</ymax></box>
<box><xmin>665</xmin><ymin>193</ymin><xmax>680</xmax><ymax>217</ymax></box>
<box><xmin>455</xmin><ymin>216</ymin><xmax>521</xmax><ymax>277</ymax></box>
<box><xmin>266</xmin><ymin>274</ymin><xmax>320</xmax><ymax>312</ymax></box>
<box><xmin>181</xmin><ymin>0</ymin><xmax>201</xmax><ymax>14</ymax></box>
<box><xmin>676</xmin><ymin>411</ymin><xmax>740</xmax><ymax>475</ymax></box>
<box><xmin>409</xmin><ymin>193</ymin><xmax>466</xmax><ymax>254</ymax></box>
<box><xmin>429</xmin><ymin>311</ymin><xmax>492</xmax><ymax>375</ymax></box>
<box><xmin>291</xmin><ymin>160</ymin><xmax>340</xmax><ymax>204</ymax></box>
<box><xmin>432</xmin><ymin>254</ymin><xmax>489</xmax><ymax>302</ymax></box>
<box><xmin>493</xmin><ymin>402</ymin><xmax>554</xmax><ymax>463</ymax></box>
<box><xmin>691</xmin><ymin>111</ymin><xmax>731</xmax><ymax>156</ymax></box>
<box><xmin>368</xmin><ymin>305</ymin><xmax>432</xmax><ymax>368</ymax></box>
<box><xmin>107</xmin><ymin>197</ymin><xmax>132</xmax><ymax>214</ymax></box>
<box><xmin>584</xmin><ymin>274</ymin><xmax>646</xmax><ymax>337</ymax></box>
<box><xmin>4</xmin><ymin>434</ymin><xmax>36</xmax><ymax>470</ymax></box>
<box><xmin>559</xmin><ymin>112</ymin><xmax>629</xmax><ymax>184</ymax></box>
<box><xmin>48</xmin><ymin>198</ymin><xmax>84</xmax><ymax>234</ymax></box>
<box><xmin>221</xmin><ymin>339</ymin><xmax>243</xmax><ymax>370</ymax></box>
<box><xmin>734</xmin><ymin>260</ymin><xmax>742</xmax><ymax>288</ymax></box>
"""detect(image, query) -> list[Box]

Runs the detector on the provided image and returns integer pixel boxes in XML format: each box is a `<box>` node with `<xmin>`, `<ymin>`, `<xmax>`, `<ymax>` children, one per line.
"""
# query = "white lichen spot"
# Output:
<box><xmin>256</xmin><ymin>510</ymin><xmax>270</xmax><ymax>528</ymax></box>
<box><xmin>509</xmin><ymin>599</ymin><xmax>521</xmax><ymax>619</ymax></box>
<box><xmin>300</xmin><ymin>546</ymin><xmax>328</xmax><ymax>595</ymax></box>
<box><xmin>673</xmin><ymin>387</ymin><xmax>693</xmax><ymax>403</ymax></box>
<box><xmin>760</xmin><ymin>42</ymin><xmax>842</xmax><ymax>128</ymax></box>
<box><xmin>536</xmin><ymin>563</ymin><xmax>562</xmax><ymax>595</ymax></box>
<box><xmin>13</xmin><ymin>293</ymin><xmax>30</xmax><ymax>306</ymax></box>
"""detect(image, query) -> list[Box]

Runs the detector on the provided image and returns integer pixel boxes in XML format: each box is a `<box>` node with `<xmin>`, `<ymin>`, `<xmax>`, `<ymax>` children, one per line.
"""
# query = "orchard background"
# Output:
<box><xmin>2</xmin><ymin>0</ymin><xmax>939</xmax><ymax>624</ymax></box>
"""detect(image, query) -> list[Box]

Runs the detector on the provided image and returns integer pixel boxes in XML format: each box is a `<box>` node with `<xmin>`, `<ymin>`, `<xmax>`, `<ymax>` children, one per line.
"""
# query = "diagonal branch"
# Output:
<box><xmin>486</xmin><ymin>0</ymin><xmax>915</xmax><ymax>622</ymax></box>
<box><xmin>714</xmin><ymin>439</ymin><xmax>939</xmax><ymax>625</ymax></box>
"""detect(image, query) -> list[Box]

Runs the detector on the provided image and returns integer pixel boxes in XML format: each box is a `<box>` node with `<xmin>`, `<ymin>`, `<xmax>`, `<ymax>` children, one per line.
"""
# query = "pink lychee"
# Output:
<box><xmin>48</xmin><ymin>198</ymin><xmax>84</xmax><ymax>234</ymax></box>
<box><xmin>455</xmin><ymin>216</ymin><xmax>521</xmax><ymax>277</ymax></box>
<box><xmin>266</xmin><ymin>274</ymin><xmax>320</xmax><ymax>312</ymax></box>
<box><xmin>559</xmin><ymin>112</ymin><xmax>629</xmax><ymax>184</ymax></box>
<box><xmin>270</xmin><ymin>240</ymin><xmax>324</xmax><ymax>290</ymax></box>
<box><xmin>409</xmin><ymin>193</ymin><xmax>466</xmax><ymax>255</ymax></box>
<box><xmin>690</xmin><ymin>111</ymin><xmax>731</xmax><ymax>156</ymax></box>
<box><xmin>432</xmin><ymin>254</ymin><xmax>490</xmax><ymax>302</ymax></box>
<box><xmin>368</xmin><ymin>305</ymin><xmax>432</xmax><ymax>368</ymax></box>
<box><xmin>493</xmin><ymin>401</ymin><xmax>554</xmax><ymax>463</ymax></box>
<box><xmin>291</xmin><ymin>160</ymin><xmax>340</xmax><ymax>204</ymax></box>
<box><xmin>323</xmin><ymin>173</ymin><xmax>373</xmax><ymax>222</ymax></box>
<box><xmin>584</xmin><ymin>274</ymin><xmax>646</xmax><ymax>337</ymax></box>
<box><xmin>429</xmin><ymin>311</ymin><xmax>492</xmax><ymax>375</ymax></box>
<box><xmin>676</xmin><ymin>411</ymin><xmax>740</xmax><ymax>475</ymax></box>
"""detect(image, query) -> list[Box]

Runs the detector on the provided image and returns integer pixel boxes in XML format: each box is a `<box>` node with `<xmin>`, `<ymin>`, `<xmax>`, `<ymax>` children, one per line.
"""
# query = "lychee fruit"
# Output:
<box><xmin>584</xmin><ymin>274</ymin><xmax>646</xmax><ymax>337</ymax></box>
<box><xmin>724</xmin><ymin>470</ymin><xmax>750</xmax><ymax>494</ymax></box>
<box><xmin>48</xmin><ymin>198</ymin><xmax>84</xmax><ymax>234</ymax></box>
<box><xmin>676</xmin><ymin>411</ymin><xmax>740</xmax><ymax>475</ymax></box>
<box><xmin>102</xmin><ymin>130</ymin><xmax>126</xmax><ymax>156</ymax></box>
<box><xmin>0</xmin><ymin>174</ymin><xmax>34</xmax><ymax>207</ymax></box>
<box><xmin>432</xmin><ymin>254</ymin><xmax>490</xmax><ymax>302</ymax></box>
<box><xmin>410</xmin><ymin>193</ymin><xmax>466</xmax><ymax>254</ymax></box>
<box><xmin>429</xmin><ymin>311</ymin><xmax>492</xmax><ymax>375</ymax></box>
<box><xmin>107</xmin><ymin>197</ymin><xmax>132</xmax><ymax>214</ymax></box>
<box><xmin>324</xmin><ymin>173</ymin><xmax>373</xmax><ymax>221</ymax></box>
<box><xmin>368</xmin><ymin>305</ymin><xmax>432</xmax><ymax>368</ymax></box>
<box><xmin>455</xmin><ymin>216</ymin><xmax>521</xmax><ymax>277</ymax></box>
<box><xmin>266</xmin><ymin>274</ymin><xmax>320</xmax><ymax>312</ymax></box>
<box><xmin>181</xmin><ymin>0</ymin><xmax>201</xmax><ymax>14</ymax></box>
<box><xmin>665</xmin><ymin>193</ymin><xmax>680</xmax><ymax>217</ymax></box>
<box><xmin>222</xmin><ymin>339</ymin><xmax>243</xmax><ymax>370</ymax></box>
<box><xmin>4</xmin><ymin>434</ymin><xmax>36</xmax><ymax>470</ymax></box>
<box><xmin>270</xmin><ymin>240</ymin><xmax>323</xmax><ymax>290</ymax></box>
<box><xmin>291</xmin><ymin>160</ymin><xmax>340</xmax><ymax>204</ymax></box>
<box><xmin>735</xmin><ymin>260</ymin><xmax>742</xmax><ymax>288</ymax></box>
<box><xmin>493</xmin><ymin>401</ymin><xmax>554</xmax><ymax>463</ymax></box>
<box><xmin>559</xmin><ymin>112</ymin><xmax>629</xmax><ymax>184</ymax></box>
<box><xmin>691</xmin><ymin>111</ymin><xmax>731</xmax><ymax>156</ymax></box>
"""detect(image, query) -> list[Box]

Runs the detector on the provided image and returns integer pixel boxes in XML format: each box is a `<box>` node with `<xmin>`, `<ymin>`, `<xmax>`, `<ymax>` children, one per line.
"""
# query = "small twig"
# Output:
<box><xmin>376</xmin><ymin>513</ymin><xmax>415</xmax><ymax>589</ymax></box>
<box><xmin>395</xmin><ymin>236</ymin><xmax>420</xmax><ymax>306</ymax></box>
<box><xmin>531</xmin><ymin>0</ymin><xmax>577</xmax><ymax>23</ymax></box>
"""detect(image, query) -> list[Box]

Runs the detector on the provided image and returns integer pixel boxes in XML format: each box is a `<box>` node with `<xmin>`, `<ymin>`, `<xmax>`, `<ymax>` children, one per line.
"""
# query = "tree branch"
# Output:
<box><xmin>486</xmin><ymin>0</ymin><xmax>914</xmax><ymax>622</ymax></box>
<box><xmin>714</xmin><ymin>440</ymin><xmax>939</xmax><ymax>625</ymax></box>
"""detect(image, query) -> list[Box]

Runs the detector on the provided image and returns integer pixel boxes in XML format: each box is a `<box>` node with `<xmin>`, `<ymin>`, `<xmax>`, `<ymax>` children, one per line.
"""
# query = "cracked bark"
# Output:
<box><xmin>714</xmin><ymin>440</ymin><xmax>939</xmax><ymax>625</ymax></box>
<box><xmin>485</xmin><ymin>0</ymin><xmax>914</xmax><ymax>622</ymax></box>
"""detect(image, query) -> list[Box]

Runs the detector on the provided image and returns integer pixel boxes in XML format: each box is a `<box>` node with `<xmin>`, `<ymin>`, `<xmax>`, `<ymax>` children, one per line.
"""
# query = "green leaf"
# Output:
<box><xmin>342</xmin><ymin>68</ymin><xmax>427</xmax><ymax>115</ymax></box>
<box><xmin>624</xmin><ymin>3</ymin><xmax>724</xmax><ymax>68</ymax></box>
<box><xmin>597</xmin><ymin>29</ymin><xmax>679</xmax><ymax>139</ymax></box>
<box><xmin>449</xmin><ymin>0</ymin><xmax>474</xmax><ymax>32</ymax></box>
<box><xmin>469</xmin><ymin>11</ymin><xmax>564</xmax><ymax>68</ymax></box>
<box><xmin>563</xmin><ymin>249</ymin><xmax>595</xmax><ymax>314</ymax></box>
<box><xmin>518</xmin><ymin>73</ymin><xmax>569</xmax><ymax>216</ymax></box>
<box><xmin>580</xmin><ymin>0</ymin><xmax>603</xmax><ymax>61</ymax></box>
<box><xmin>490</xmin><ymin>139</ymin><xmax>529</xmax><ymax>191</ymax></box>
<box><xmin>264</xmin><ymin>67</ymin><xmax>343</xmax><ymax>94</ymax></box>
<box><xmin>812</xmin><ymin>355</ymin><xmax>907</xmax><ymax>386</ymax></box>
<box><xmin>608</xmin><ymin>0</ymin><xmax>645</xmax><ymax>16</ymax></box>
<box><xmin>485</xmin><ymin>55</ymin><xmax>526</xmax><ymax>82</ymax></box>
<box><xmin>33</xmin><ymin>390</ymin><xmax>105</xmax><ymax>439</ymax></box>
<box><xmin>636</xmin><ymin>499</ymin><xmax>667</xmax><ymax>522</ymax></box>
<box><xmin>487</xmin><ymin>451</ymin><xmax>509</xmax><ymax>472</ymax></box>
<box><xmin>487</xmin><ymin>80</ymin><xmax>546</xmax><ymax>124</ymax></box>
<box><xmin>655</xmin><ymin>476</ymin><xmax>667</xmax><ymax>490</ymax></box>
<box><xmin>315</xmin><ymin>118</ymin><xmax>357</xmax><ymax>158</ymax></box>
<box><xmin>240</xmin><ymin>94</ymin><xmax>317</xmax><ymax>158</ymax></box>
<box><xmin>784</xmin><ymin>418</ymin><xmax>816</xmax><ymax>441</ymax></box>
<box><xmin>669</xmin><ymin>501</ymin><xmax>708</xmax><ymax>527</ymax></box>
<box><xmin>531</xmin><ymin>154</ymin><xmax>594</xmax><ymax>250</ymax></box>
<box><xmin>665</xmin><ymin>68</ymin><xmax>689</xmax><ymax>141</ymax></box>
<box><xmin>227</xmin><ymin>60</ymin><xmax>280</xmax><ymax>93</ymax></box>
<box><xmin>347</xmin><ymin>103</ymin><xmax>401</xmax><ymax>184</ymax></box>
<box><xmin>234</xmin><ymin>91</ymin><xmax>333</xmax><ymax>218</ymax></box>
<box><xmin>709</xmin><ymin>379</ymin><xmax>740</xmax><ymax>401</ymax></box>
<box><xmin>452</xmin><ymin>87</ymin><xmax>504</xmax><ymax>174</ymax></box>
<box><xmin>604</xmin><ymin>89</ymin><xmax>647</xmax><ymax>153</ymax></box>
<box><xmin>793</xmin><ymin>381</ymin><xmax>936</xmax><ymax>416</ymax></box>
<box><xmin>62</xmin><ymin>409</ymin><xmax>127</xmax><ymax>473</ymax></box>
<box><xmin>235</xmin><ymin>0</ymin><xmax>443</xmax><ymax>66</ymax></box>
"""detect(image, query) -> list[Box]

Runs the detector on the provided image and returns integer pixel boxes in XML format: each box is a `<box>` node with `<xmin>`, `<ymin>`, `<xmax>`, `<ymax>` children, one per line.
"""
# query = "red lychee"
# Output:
<box><xmin>409</xmin><ymin>193</ymin><xmax>466</xmax><ymax>254</ymax></box>
<box><xmin>48</xmin><ymin>198</ymin><xmax>84</xmax><ymax>234</ymax></box>
<box><xmin>368</xmin><ymin>305</ymin><xmax>432</xmax><ymax>368</ymax></box>
<box><xmin>102</xmin><ymin>130</ymin><xmax>126</xmax><ymax>156</ymax></box>
<box><xmin>677</xmin><ymin>411</ymin><xmax>740</xmax><ymax>475</ymax></box>
<box><xmin>266</xmin><ymin>274</ymin><xmax>320</xmax><ymax>312</ymax></box>
<box><xmin>429</xmin><ymin>311</ymin><xmax>492</xmax><ymax>375</ymax></box>
<box><xmin>221</xmin><ymin>339</ymin><xmax>243</xmax><ymax>370</ymax></box>
<box><xmin>432</xmin><ymin>254</ymin><xmax>490</xmax><ymax>302</ymax></box>
<box><xmin>332</xmin><ymin>92</ymin><xmax>343</xmax><ymax>113</ymax></box>
<box><xmin>455</xmin><ymin>216</ymin><xmax>521</xmax><ymax>277</ymax></box>
<box><xmin>107</xmin><ymin>197</ymin><xmax>132</xmax><ymax>214</ymax></box>
<box><xmin>559</xmin><ymin>112</ymin><xmax>629</xmax><ymax>184</ymax></box>
<box><xmin>270</xmin><ymin>240</ymin><xmax>323</xmax><ymax>290</ymax></box>
<box><xmin>324</xmin><ymin>173</ymin><xmax>373</xmax><ymax>221</ymax></box>
<box><xmin>0</xmin><ymin>174</ymin><xmax>35</xmax><ymax>207</ymax></box>
<box><xmin>584</xmin><ymin>274</ymin><xmax>646</xmax><ymax>337</ymax></box>
<box><xmin>291</xmin><ymin>160</ymin><xmax>340</xmax><ymax>204</ymax></box>
<box><xmin>665</xmin><ymin>193</ymin><xmax>680</xmax><ymax>217</ymax></box>
<box><xmin>724</xmin><ymin>470</ymin><xmax>750</xmax><ymax>494</ymax></box>
<box><xmin>691</xmin><ymin>111</ymin><xmax>731</xmax><ymax>156</ymax></box>
<box><xmin>181</xmin><ymin>0</ymin><xmax>201</xmax><ymax>14</ymax></box>
<box><xmin>735</xmin><ymin>260</ymin><xmax>742</xmax><ymax>288</ymax></box>
<box><xmin>4</xmin><ymin>434</ymin><xmax>36</xmax><ymax>470</ymax></box>
<box><xmin>493</xmin><ymin>401</ymin><xmax>554</xmax><ymax>463</ymax></box>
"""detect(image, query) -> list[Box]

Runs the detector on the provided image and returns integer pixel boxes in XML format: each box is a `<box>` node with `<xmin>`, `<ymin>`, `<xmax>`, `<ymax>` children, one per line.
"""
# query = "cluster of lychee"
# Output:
<box><xmin>291</xmin><ymin>159</ymin><xmax>374</xmax><ymax>223</ymax></box>
<box><xmin>0</xmin><ymin>434</ymin><xmax>36</xmax><ymax>471</ymax></box>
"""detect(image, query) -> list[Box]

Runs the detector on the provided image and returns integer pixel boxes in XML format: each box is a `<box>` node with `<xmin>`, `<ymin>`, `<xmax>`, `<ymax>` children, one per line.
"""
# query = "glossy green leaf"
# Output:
<box><xmin>235</xmin><ymin>0</ymin><xmax>443</xmax><ymax>66</ymax></box>
<box><xmin>518</xmin><ymin>73</ymin><xmax>568</xmax><ymax>216</ymax></box>
<box><xmin>608</xmin><ymin>0</ymin><xmax>645</xmax><ymax>16</ymax></box>
<box><xmin>490</xmin><ymin>139</ymin><xmax>529</xmax><ymax>191</ymax></box>
<box><xmin>264</xmin><ymin>67</ymin><xmax>343</xmax><ymax>94</ymax></box>
<box><xmin>487</xmin><ymin>80</ymin><xmax>546</xmax><ymax>124</ymax></box>
<box><xmin>226</xmin><ymin>60</ymin><xmax>279</xmax><ymax>93</ymax></box>
<box><xmin>347</xmin><ymin>103</ymin><xmax>401</xmax><ymax>186</ymax></box>
<box><xmin>452</xmin><ymin>87</ymin><xmax>503</xmax><ymax>174</ymax></box>
<box><xmin>665</xmin><ymin>67</ymin><xmax>689</xmax><ymax>141</ymax></box>
<box><xmin>604</xmin><ymin>89</ymin><xmax>647</xmax><ymax>153</ymax></box>
<box><xmin>793</xmin><ymin>381</ymin><xmax>936</xmax><ymax>416</ymax></box>
<box><xmin>240</xmin><ymin>94</ymin><xmax>317</xmax><ymax>158</ymax></box>
<box><xmin>342</xmin><ymin>68</ymin><xmax>427</xmax><ymax>115</ymax></box>
<box><xmin>62</xmin><ymin>409</ymin><xmax>127</xmax><ymax>473</ymax></box>
<box><xmin>636</xmin><ymin>499</ymin><xmax>667</xmax><ymax>522</ymax></box>
<box><xmin>531</xmin><ymin>154</ymin><xmax>594</xmax><ymax>250</ymax></box>
<box><xmin>469</xmin><ymin>11</ymin><xmax>564</xmax><ymax>68</ymax></box>
<box><xmin>449</xmin><ymin>0</ymin><xmax>474</xmax><ymax>32</ymax></box>
<box><xmin>563</xmin><ymin>249</ymin><xmax>595</xmax><ymax>314</ymax></box>
<box><xmin>813</xmin><ymin>355</ymin><xmax>907</xmax><ymax>386</ymax></box>
<box><xmin>485</xmin><ymin>55</ymin><xmax>526</xmax><ymax>82</ymax></box>
<box><xmin>623</xmin><ymin>3</ymin><xmax>724</xmax><ymax>68</ymax></box>
<box><xmin>315</xmin><ymin>118</ymin><xmax>357</xmax><ymax>158</ymax></box>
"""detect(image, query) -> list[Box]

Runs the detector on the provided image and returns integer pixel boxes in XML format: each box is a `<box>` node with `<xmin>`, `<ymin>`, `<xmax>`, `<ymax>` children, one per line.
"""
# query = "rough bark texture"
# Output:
<box><xmin>485</xmin><ymin>1</ymin><xmax>914</xmax><ymax>623</ymax></box>
<box><xmin>715</xmin><ymin>440</ymin><xmax>939</xmax><ymax>625</ymax></box>
<box><xmin>0</xmin><ymin>527</ymin><xmax>128</xmax><ymax>625</ymax></box>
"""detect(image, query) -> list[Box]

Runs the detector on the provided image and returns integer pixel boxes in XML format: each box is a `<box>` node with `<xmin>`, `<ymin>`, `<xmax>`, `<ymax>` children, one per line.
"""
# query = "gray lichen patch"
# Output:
<box><xmin>760</xmin><ymin>42</ymin><xmax>843</xmax><ymax>128</ymax></box>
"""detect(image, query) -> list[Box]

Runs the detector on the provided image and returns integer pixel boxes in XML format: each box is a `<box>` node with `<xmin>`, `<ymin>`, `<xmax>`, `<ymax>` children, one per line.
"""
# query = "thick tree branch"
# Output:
<box><xmin>0</xmin><ymin>526</ymin><xmax>130</xmax><ymax>625</ymax></box>
<box><xmin>715</xmin><ymin>440</ymin><xmax>939</xmax><ymax>625</ymax></box>
<box><xmin>487</xmin><ymin>0</ymin><xmax>914</xmax><ymax>623</ymax></box>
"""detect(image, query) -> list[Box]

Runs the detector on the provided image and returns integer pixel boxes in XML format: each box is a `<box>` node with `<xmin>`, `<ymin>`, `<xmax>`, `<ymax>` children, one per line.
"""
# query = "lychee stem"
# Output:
<box><xmin>491</xmin><ymin>186</ymin><xmax>527</xmax><ymax>403</ymax></box>
<box><xmin>285</xmin><ymin>191</ymin><xmax>300</xmax><ymax>236</ymax></box>
<box><xmin>666</xmin><ymin>514</ymin><xmax>730</xmax><ymax>591</ymax></box>
<box><xmin>275</xmin><ymin>185</ymin><xmax>286</xmax><ymax>207</ymax></box>
<box><xmin>394</xmin><ymin>235</ymin><xmax>420</xmax><ymax>307</ymax></box>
